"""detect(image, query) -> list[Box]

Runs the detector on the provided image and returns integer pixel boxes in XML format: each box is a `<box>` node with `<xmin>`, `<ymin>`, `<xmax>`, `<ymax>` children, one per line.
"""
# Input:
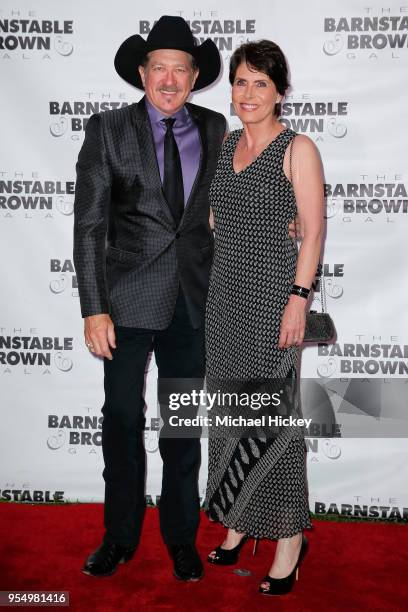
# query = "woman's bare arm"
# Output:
<box><xmin>279</xmin><ymin>135</ymin><xmax>324</xmax><ymax>348</ymax></box>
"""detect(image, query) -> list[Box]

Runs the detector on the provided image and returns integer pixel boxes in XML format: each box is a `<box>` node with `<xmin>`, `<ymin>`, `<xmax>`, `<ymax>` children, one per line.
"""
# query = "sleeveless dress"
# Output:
<box><xmin>204</xmin><ymin>128</ymin><xmax>312</xmax><ymax>539</ymax></box>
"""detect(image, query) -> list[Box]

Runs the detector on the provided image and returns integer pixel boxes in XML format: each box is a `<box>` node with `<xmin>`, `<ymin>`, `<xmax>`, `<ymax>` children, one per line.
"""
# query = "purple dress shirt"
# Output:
<box><xmin>145</xmin><ymin>98</ymin><xmax>201</xmax><ymax>205</ymax></box>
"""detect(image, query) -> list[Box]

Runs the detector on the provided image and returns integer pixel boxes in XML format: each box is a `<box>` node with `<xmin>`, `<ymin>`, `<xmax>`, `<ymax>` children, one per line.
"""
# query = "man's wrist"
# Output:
<box><xmin>83</xmin><ymin>312</ymin><xmax>110</xmax><ymax>319</ymax></box>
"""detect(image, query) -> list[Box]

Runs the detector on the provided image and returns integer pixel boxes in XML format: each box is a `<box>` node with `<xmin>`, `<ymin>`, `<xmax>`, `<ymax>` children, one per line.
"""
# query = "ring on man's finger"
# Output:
<box><xmin>86</xmin><ymin>342</ymin><xmax>94</xmax><ymax>350</ymax></box>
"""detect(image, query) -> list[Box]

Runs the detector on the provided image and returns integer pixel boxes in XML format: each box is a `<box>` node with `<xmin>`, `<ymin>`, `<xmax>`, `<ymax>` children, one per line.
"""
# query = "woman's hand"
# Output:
<box><xmin>287</xmin><ymin>214</ymin><xmax>302</xmax><ymax>240</ymax></box>
<box><xmin>278</xmin><ymin>294</ymin><xmax>307</xmax><ymax>348</ymax></box>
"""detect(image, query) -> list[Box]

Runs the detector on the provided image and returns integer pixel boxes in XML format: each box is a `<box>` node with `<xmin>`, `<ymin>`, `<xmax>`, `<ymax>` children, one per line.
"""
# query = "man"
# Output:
<box><xmin>73</xmin><ymin>16</ymin><xmax>226</xmax><ymax>581</ymax></box>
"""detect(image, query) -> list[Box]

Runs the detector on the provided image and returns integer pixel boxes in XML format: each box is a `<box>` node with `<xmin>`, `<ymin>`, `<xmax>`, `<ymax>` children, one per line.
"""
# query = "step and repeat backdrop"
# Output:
<box><xmin>1</xmin><ymin>0</ymin><xmax>408</xmax><ymax>522</ymax></box>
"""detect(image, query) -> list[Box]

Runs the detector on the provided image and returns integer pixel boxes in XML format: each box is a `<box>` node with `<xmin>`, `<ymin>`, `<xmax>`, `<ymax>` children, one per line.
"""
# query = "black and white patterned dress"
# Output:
<box><xmin>204</xmin><ymin>128</ymin><xmax>311</xmax><ymax>539</ymax></box>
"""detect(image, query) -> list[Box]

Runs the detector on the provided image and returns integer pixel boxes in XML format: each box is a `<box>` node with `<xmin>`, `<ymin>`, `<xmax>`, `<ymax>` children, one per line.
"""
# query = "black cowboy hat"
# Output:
<box><xmin>114</xmin><ymin>15</ymin><xmax>221</xmax><ymax>91</ymax></box>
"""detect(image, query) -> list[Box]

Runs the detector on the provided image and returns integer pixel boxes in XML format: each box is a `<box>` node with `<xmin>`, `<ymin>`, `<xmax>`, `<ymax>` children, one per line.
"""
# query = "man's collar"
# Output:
<box><xmin>145</xmin><ymin>97</ymin><xmax>189</xmax><ymax>127</ymax></box>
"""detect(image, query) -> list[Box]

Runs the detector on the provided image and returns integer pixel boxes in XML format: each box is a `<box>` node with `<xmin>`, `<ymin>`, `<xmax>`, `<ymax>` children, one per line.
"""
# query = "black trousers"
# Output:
<box><xmin>101</xmin><ymin>290</ymin><xmax>205</xmax><ymax>548</ymax></box>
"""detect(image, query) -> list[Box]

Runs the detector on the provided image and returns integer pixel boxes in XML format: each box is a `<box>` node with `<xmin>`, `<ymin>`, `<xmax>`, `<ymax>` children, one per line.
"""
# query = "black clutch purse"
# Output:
<box><xmin>304</xmin><ymin>311</ymin><xmax>335</xmax><ymax>343</ymax></box>
<box><xmin>304</xmin><ymin>271</ymin><xmax>336</xmax><ymax>343</ymax></box>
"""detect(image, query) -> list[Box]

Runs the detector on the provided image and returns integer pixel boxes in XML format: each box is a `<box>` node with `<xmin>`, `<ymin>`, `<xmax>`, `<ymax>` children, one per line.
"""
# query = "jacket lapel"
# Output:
<box><xmin>130</xmin><ymin>97</ymin><xmax>175</xmax><ymax>228</ymax></box>
<box><xmin>179</xmin><ymin>103</ymin><xmax>208</xmax><ymax>230</ymax></box>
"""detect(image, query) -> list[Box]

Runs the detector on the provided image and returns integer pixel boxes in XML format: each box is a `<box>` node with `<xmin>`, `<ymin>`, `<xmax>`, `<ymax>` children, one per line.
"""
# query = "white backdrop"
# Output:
<box><xmin>1</xmin><ymin>0</ymin><xmax>408</xmax><ymax>521</ymax></box>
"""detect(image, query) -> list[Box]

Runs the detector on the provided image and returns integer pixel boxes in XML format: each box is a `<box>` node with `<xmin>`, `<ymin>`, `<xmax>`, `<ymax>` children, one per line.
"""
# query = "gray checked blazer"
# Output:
<box><xmin>73</xmin><ymin>96</ymin><xmax>226</xmax><ymax>329</ymax></box>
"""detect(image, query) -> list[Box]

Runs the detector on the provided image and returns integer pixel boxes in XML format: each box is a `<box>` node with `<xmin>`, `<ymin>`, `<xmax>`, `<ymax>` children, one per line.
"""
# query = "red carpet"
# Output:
<box><xmin>0</xmin><ymin>504</ymin><xmax>407</xmax><ymax>611</ymax></box>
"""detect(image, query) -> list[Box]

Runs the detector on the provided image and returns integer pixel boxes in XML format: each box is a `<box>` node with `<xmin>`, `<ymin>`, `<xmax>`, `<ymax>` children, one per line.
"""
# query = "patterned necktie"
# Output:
<box><xmin>162</xmin><ymin>117</ymin><xmax>184</xmax><ymax>225</ymax></box>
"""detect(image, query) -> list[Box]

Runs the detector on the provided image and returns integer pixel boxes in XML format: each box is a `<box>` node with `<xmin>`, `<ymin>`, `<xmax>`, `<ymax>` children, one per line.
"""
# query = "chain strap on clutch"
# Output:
<box><xmin>303</xmin><ymin>270</ymin><xmax>336</xmax><ymax>343</ymax></box>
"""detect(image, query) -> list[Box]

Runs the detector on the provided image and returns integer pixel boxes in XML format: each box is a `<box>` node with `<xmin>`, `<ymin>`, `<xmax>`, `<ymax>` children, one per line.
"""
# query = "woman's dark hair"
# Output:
<box><xmin>229</xmin><ymin>40</ymin><xmax>290</xmax><ymax>114</ymax></box>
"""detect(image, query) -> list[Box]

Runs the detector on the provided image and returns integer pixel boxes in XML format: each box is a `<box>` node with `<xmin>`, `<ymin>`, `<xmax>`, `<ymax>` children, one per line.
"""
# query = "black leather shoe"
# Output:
<box><xmin>168</xmin><ymin>544</ymin><xmax>204</xmax><ymax>581</ymax></box>
<box><xmin>82</xmin><ymin>542</ymin><xmax>136</xmax><ymax>577</ymax></box>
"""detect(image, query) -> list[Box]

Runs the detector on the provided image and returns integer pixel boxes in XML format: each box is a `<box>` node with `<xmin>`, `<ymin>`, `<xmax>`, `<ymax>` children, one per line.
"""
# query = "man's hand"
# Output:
<box><xmin>84</xmin><ymin>314</ymin><xmax>116</xmax><ymax>360</ymax></box>
<box><xmin>288</xmin><ymin>214</ymin><xmax>303</xmax><ymax>240</ymax></box>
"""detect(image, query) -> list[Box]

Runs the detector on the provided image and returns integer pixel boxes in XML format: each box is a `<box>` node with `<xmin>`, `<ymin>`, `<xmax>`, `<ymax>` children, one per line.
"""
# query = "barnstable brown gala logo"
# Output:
<box><xmin>318</xmin><ymin>339</ymin><xmax>408</xmax><ymax>376</ymax></box>
<box><xmin>323</xmin><ymin>10</ymin><xmax>408</xmax><ymax>58</ymax></box>
<box><xmin>315</xmin><ymin>500</ymin><xmax>408</xmax><ymax>520</ymax></box>
<box><xmin>0</xmin><ymin>179</ymin><xmax>74</xmax><ymax>211</ymax></box>
<box><xmin>49</xmin><ymin>259</ymin><xmax>78</xmax><ymax>297</ymax></box>
<box><xmin>139</xmin><ymin>17</ymin><xmax>256</xmax><ymax>52</ymax></box>
<box><xmin>0</xmin><ymin>331</ymin><xmax>73</xmax><ymax>373</ymax></box>
<box><xmin>0</xmin><ymin>13</ymin><xmax>74</xmax><ymax>58</ymax></box>
<box><xmin>48</xmin><ymin>414</ymin><xmax>103</xmax><ymax>448</ymax></box>
<box><xmin>49</xmin><ymin>97</ymin><xmax>129</xmax><ymax>137</ymax></box>
<box><xmin>0</xmin><ymin>488</ymin><xmax>65</xmax><ymax>502</ymax></box>
<box><xmin>325</xmin><ymin>178</ymin><xmax>408</xmax><ymax>223</ymax></box>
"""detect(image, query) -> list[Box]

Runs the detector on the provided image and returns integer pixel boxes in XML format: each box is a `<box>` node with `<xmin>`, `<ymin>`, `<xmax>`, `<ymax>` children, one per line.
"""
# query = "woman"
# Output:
<box><xmin>204</xmin><ymin>40</ymin><xmax>324</xmax><ymax>595</ymax></box>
